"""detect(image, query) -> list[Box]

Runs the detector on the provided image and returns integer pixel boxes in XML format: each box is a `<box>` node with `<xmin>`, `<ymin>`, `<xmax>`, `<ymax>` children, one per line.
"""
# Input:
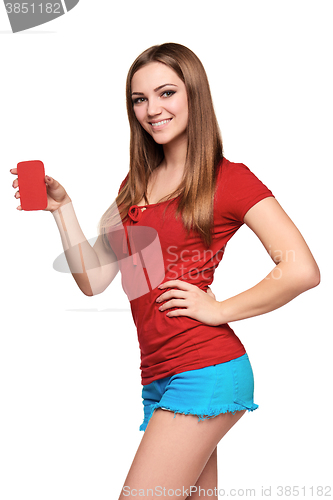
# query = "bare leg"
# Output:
<box><xmin>118</xmin><ymin>408</ymin><xmax>246</xmax><ymax>499</ymax></box>
<box><xmin>185</xmin><ymin>446</ymin><xmax>218</xmax><ymax>499</ymax></box>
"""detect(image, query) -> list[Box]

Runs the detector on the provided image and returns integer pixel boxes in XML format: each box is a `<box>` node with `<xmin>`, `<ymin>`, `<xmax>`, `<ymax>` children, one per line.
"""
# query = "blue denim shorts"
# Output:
<box><xmin>140</xmin><ymin>353</ymin><xmax>258</xmax><ymax>431</ymax></box>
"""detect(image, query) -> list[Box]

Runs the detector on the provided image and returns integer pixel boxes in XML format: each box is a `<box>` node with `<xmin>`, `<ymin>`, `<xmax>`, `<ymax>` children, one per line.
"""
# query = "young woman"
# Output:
<box><xmin>11</xmin><ymin>43</ymin><xmax>320</xmax><ymax>499</ymax></box>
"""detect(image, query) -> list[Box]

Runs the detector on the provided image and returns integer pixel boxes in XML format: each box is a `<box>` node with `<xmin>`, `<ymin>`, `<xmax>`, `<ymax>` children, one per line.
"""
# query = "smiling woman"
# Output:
<box><xmin>11</xmin><ymin>41</ymin><xmax>320</xmax><ymax>500</ymax></box>
<box><xmin>91</xmin><ymin>43</ymin><xmax>321</xmax><ymax>500</ymax></box>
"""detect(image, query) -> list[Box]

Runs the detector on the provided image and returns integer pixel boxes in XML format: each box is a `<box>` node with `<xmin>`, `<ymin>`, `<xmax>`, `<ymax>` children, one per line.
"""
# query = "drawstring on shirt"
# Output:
<box><xmin>123</xmin><ymin>205</ymin><xmax>145</xmax><ymax>266</ymax></box>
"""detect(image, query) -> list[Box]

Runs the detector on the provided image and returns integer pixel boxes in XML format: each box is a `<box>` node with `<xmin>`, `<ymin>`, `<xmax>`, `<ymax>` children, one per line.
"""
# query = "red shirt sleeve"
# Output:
<box><xmin>218</xmin><ymin>160</ymin><xmax>275</xmax><ymax>223</ymax></box>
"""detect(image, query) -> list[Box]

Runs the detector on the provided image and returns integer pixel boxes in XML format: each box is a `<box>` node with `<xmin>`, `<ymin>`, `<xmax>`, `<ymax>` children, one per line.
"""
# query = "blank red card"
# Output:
<box><xmin>17</xmin><ymin>160</ymin><xmax>48</xmax><ymax>211</ymax></box>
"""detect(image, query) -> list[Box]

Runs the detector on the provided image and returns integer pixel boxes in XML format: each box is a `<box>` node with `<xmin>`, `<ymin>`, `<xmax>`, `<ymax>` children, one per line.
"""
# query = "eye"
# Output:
<box><xmin>132</xmin><ymin>97</ymin><xmax>146</xmax><ymax>105</ymax></box>
<box><xmin>162</xmin><ymin>90</ymin><xmax>176</xmax><ymax>98</ymax></box>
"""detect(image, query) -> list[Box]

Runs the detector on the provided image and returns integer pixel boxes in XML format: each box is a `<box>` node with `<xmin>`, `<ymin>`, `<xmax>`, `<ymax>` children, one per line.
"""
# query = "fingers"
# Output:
<box><xmin>10</xmin><ymin>169</ymin><xmax>22</xmax><ymax>210</ymax></box>
<box><xmin>158</xmin><ymin>298</ymin><xmax>187</xmax><ymax>313</ymax></box>
<box><xmin>158</xmin><ymin>279</ymin><xmax>193</xmax><ymax>291</ymax></box>
<box><xmin>13</xmin><ymin>185</ymin><xmax>22</xmax><ymax>210</ymax></box>
<box><xmin>10</xmin><ymin>169</ymin><xmax>18</xmax><ymax>190</ymax></box>
<box><xmin>156</xmin><ymin>289</ymin><xmax>186</xmax><ymax>303</ymax></box>
<box><xmin>11</xmin><ymin>170</ymin><xmax>21</xmax><ymax>208</ymax></box>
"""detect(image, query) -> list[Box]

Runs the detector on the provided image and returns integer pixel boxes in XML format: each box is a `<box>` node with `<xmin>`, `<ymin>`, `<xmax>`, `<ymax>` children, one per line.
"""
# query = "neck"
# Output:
<box><xmin>161</xmin><ymin>135</ymin><xmax>187</xmax><ymax>173</ymax></box>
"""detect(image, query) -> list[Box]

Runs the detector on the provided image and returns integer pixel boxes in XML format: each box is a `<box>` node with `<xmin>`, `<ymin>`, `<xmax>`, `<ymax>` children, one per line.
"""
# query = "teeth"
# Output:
<box><xmin>151</xmin><ymin>119</ymin><xmax>171</xmax><ymax>127</ymax></box>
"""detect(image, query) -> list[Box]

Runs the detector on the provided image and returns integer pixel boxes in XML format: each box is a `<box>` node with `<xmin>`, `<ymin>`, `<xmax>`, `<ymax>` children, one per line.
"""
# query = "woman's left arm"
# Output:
<box><xmin>157</xmin><ymin>197</ymin><xmax>320</xmax><ymax>325</ymax></box>
<box><xmin>215</xmin><ymin>196</ymin><xmax>320</xmax><ymax>323</ymax></box>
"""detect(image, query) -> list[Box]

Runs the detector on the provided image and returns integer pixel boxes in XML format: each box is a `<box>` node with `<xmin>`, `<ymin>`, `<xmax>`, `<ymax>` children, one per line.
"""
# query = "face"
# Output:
<box><xmin>131</xmin><ymin>62</ymin><xmax>188</xmax><ymax>147</ymax></box>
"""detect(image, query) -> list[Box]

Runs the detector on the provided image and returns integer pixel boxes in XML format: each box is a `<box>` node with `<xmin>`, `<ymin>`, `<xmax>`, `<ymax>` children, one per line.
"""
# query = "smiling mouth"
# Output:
<box><xmin>150</xmin><ymin>118</ymin><xmax>172</xmax><ymax>128</ymax></box>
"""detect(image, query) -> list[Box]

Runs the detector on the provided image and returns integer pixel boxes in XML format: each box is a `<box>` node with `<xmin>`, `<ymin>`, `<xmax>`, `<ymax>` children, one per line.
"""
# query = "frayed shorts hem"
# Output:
<box><xmin>139</xmin><ymin>401</ymin><xmax>258</xmax><ymax>432</ymax></box>
<box><xmin>140</xmin><ymin>354</ymin><xmax>258</xmax><ymax>432</ymax></box>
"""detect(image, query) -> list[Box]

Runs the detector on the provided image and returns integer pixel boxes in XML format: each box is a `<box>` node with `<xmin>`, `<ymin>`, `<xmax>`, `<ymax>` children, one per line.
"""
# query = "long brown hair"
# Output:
<box><xmin>99</xmin><ymin>43</ymin><xmax>223</xmax><ymax>248</ymax></box>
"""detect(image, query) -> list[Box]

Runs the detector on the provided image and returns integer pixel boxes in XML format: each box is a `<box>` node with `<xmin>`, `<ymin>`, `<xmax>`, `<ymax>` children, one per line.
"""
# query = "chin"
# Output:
<box><xmin>147</xmin><ymin>133</ymin><xmax>171</xmax><ymax>145</ymax></box>
<box><xmin>151</xmin><ymin>132</ymin><xmax>185</xmax><ymax>146</ymax></box>
<box><xmin>152</xmin><ymin>137</ymin><xmax>171</xmax><ymax>145</ymax></box>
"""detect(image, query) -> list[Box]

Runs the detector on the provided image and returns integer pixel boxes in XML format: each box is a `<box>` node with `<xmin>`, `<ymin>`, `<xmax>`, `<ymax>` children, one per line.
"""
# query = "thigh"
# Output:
<box><xmin>186</xmin><ymin>446</ymin><xmax>218</xmax><ymax>500</ymax></box>
<box><xmin>118</xmin><ymin>407</ymin><xmax>246</xmax><ymax>499</ymax></box>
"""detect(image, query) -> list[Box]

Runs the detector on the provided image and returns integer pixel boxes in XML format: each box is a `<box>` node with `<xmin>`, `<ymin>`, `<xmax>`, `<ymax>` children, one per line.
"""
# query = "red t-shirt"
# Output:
<box><xmin>107</xmin><ymin>157</ymin><xmax>274</xmax><ymax>385</ymax></box>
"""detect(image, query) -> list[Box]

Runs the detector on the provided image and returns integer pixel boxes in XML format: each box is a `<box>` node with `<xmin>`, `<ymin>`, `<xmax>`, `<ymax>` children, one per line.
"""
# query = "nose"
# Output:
<box><xmin>147</xmin><ymin>97</ymin><xmax>162</xmax><ymax>118</ymax></box>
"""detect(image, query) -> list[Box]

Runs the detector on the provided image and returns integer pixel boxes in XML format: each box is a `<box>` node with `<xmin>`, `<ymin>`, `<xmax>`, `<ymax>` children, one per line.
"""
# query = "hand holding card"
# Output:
<box><xmin>11</xmin><ymin>162</ymin><xmax>72</xmax><ymax>212</ymax></box>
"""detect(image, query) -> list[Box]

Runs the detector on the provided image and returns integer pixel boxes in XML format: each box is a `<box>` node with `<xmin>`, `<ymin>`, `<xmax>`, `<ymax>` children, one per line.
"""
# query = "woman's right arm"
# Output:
<box><xmin>11</xmin><ymin>169</ymin><xmax>119</xmax><ymax>296</ymax></box>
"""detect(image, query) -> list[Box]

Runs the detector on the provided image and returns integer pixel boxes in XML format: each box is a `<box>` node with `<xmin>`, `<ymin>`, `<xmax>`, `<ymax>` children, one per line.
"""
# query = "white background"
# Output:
<box><xmin>1</xmin><ymin>1</ymin><xmax>332</xmax><ymax>499</ymax></box>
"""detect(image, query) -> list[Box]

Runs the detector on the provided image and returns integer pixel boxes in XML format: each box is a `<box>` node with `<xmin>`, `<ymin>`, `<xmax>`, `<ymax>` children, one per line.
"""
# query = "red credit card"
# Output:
<box><xmin>17</xmin><ymin>160</ymin><xmax>48</xmax><ymax>211</ymax></box>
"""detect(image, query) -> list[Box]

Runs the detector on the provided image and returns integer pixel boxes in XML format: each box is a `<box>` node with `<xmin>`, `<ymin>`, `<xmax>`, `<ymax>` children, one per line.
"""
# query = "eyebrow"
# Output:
<box><xmin>131</xmin><ymin>83</ymin><xmax>178</xmax><ymax>96</ymax></box>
